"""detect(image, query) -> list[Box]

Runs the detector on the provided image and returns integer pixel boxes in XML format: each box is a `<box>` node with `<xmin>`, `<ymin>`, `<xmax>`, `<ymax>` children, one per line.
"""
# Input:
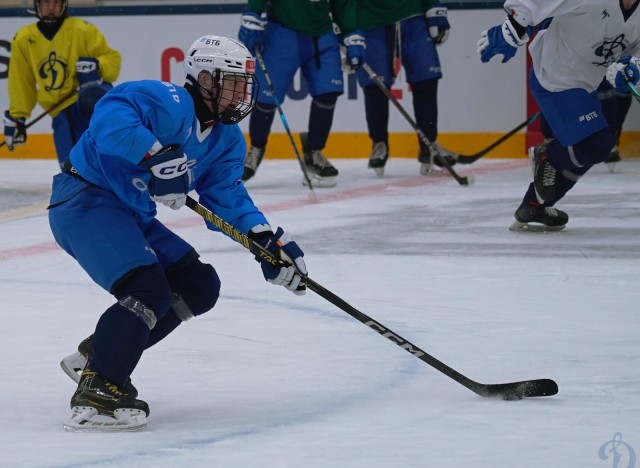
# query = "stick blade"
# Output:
<box><xmin>481</xmin><ymin>379</ymin><xmax>558</xmax><ymax>400</ymax></box>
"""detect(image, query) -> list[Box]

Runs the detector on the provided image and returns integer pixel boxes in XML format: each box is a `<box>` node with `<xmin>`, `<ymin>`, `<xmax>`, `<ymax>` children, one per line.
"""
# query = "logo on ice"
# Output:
<box><xmin>598</xmin><ymin>432</ymin><xmax>636</xmax><ymax>468</ymax></box>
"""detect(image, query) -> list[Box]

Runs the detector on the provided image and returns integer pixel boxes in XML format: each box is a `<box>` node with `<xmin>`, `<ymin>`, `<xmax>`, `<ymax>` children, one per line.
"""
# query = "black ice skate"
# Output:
<box><xmin>418</xmin><ymin>142</ymin><xmax>457</xmax><ymax>175</ymax></box>
<box><xmin>368</xmin><ymin>141</ymin><xmax>389</xmax><ymax>177</ymax></box>
<box><xmin>64</xmin><ymin>370</ymin><xmax>149</xmax><ymax>432</ymax></box>
<box><xmin>300</xmin><ymin>132</ymin><xmax>338</xmax><ymax>188</ymax></box>
<box><xmin>242</xmin><ymin>145</ymin><xmax>266</xmax><ymax>182</ymax></box>
<box><xmin>60</xmin><ymin>335</ymin><xmax>138</xmax><ymax>397</ymax></box>
<box><xmin>530</xmin><ymin>142</ymin><xmax>557</xmax><ymax>203</ymax></box>
<box><xmin>509</xmin><ymin>200</ymin><xmax>568</xmax><ymax>232</ymax></box>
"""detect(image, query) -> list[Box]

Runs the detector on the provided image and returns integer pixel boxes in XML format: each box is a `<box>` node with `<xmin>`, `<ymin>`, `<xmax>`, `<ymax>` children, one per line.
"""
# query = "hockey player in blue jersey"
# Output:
<box><xmin>478</xmin><ymin>0</ymin><xmax>640</xmax><ymax>231</ymax></box>
<box><xmin>49</xmin><ymin>35</ymin><xmax>308</xmax><ymax>432</ymax></box>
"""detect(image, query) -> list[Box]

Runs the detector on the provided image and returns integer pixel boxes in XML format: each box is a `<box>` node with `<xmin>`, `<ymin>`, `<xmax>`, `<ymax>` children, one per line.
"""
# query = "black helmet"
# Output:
<box><xmin>31</xmin><ymin>0</ymin><xmax>68</xmax><ymax>24</ymax></box>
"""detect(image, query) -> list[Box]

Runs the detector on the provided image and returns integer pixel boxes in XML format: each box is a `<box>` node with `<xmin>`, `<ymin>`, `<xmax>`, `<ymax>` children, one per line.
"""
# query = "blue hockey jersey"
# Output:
<box><xmin>68</xmin><ymin>79</ymin><xmax>268</xmax><ymax>233</ymax></box>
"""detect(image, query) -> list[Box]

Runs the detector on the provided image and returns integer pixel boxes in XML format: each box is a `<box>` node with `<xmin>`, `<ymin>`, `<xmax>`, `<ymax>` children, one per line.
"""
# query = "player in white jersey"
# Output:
<box><xmin>477</xmin><ymin>0</ymin><xmax>640</xmax><ymax>231</ymax></box>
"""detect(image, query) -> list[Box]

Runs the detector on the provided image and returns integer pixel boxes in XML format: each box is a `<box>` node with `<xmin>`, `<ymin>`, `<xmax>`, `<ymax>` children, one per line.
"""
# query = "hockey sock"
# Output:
<box><xmin>411</xmin><ymin>78</ymin><xmax>439</xmax><ymax>143</ymax></box>
<box><xmin>306</xmin><ymin>92</ymin><xmax>339</xmax><ymax>150</ymax></box>
<box><xmin>249</xmin><ymin>103</ymin><xmax>277</xmax><ymax>148</ymax></box>
<box><xmin>91</xmin><ymin>264</ymin><xmax>172</xmax><ymax>386</ymax></box>
<box><xmin>547</xmin><ymin>127</ymin><xmax>615</xmax><ymax>171</ymax></box>
<box><xmin>363</xmin><ymin>84</ymin><xmax>389</xmax><ymax>145</ymax></box>
<box><xmin>91</xmin><ymin>303</ymin><xmax>152</xmax><ymax>388</ymax></box>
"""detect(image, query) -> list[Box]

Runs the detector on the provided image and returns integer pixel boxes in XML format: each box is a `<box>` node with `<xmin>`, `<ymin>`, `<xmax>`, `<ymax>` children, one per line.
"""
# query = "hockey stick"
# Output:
<box><xmin>255</xmin><ymin>48</ymin><xmax>318</xmax><ymax>201</ymax></box>
<box><xmin>455</xmin><ymin>112</ymin><xmax>542</xmax><ymax>165</ymax></box>
<box><xmin>628</xmin><ymin>81</ymin><xmax>640</xmax><ymax>103</ymax></box>
<box><xmin>186</xmin><ymin>195</ymin><xmax>558</xmax><ymax>400</ymax></box>
<box><xmin>0</xmin><ymin>92</ymin><xmax>76</xmax><ymax>150</ymax></box>
<box><xmin>361</xmin><ymin>63</ymin><xmax>473</xmax><ymax>186</ymax></box>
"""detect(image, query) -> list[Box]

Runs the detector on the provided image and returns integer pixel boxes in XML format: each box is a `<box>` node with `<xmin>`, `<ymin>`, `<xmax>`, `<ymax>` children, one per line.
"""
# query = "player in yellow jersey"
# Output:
<box><xmin>3</xmin><ymin>0</ymin><xmax>121</xmax><ymax>168</ymax></box>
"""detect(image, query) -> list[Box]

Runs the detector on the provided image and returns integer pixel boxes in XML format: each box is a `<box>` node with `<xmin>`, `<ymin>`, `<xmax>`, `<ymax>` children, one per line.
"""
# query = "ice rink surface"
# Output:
<box><xmin>1</xmin><ymin>157</ymin><xmax>639</xmax><ymax>468</ymax></box>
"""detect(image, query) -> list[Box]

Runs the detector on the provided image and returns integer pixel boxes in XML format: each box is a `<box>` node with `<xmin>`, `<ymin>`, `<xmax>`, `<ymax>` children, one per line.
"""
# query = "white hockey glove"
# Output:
<box><xmin>249</xmin><ymin>224</ymin><xmax>307</xmax><ymax>295</ymax></box>
<box><xmin>606</xmin><ymin>56</ymin><xmax>640</xmax><ymax>93</ymax></box>
<box><xmin>140</xmin><ymin>143</ymin><xmax>191</xmax><ymax>210</ymax></box>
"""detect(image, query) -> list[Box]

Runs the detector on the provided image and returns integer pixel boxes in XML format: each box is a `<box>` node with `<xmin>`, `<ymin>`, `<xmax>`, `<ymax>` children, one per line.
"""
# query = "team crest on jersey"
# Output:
<box><xmin>38</xmin><ymin>51</ymin><xmax>68</xmax><ymax>91</ymax></box>
<box><xmin>592</xmin><ymin>34</ymin><xmax>628</xmax><ymax>67</ymax></box>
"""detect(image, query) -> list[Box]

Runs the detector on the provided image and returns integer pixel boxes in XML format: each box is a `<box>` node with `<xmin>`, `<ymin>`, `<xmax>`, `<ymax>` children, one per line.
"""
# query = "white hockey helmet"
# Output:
<box><xmin>184</xmin><ymin>35</ymin><xmax>258</xmax><ymax>124</ymax></box>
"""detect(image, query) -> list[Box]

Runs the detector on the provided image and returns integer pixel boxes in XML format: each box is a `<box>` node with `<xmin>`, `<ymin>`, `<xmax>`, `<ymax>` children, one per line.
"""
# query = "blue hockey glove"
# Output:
<box><xmin>426</xmin><ymin>6</ymin><xmax>450</xmax><ymax>45</ymax></box>
<box><xmin>249</xmin><ymin>224</ymin><xmax>307</xmax><ymax>295</ymax></box>
<box><xmin>76</xmin><ymin>57</ymin><xmax>102</xmax><ymax>90</ymax></box>
<box><xmin>238</xmin><ymin>11</ymin><xmax>266</xmax><ymax>55</ymax></box>
<box><xmin>140</xmin><ymin>143</ymin><xmax>191</xmax><ymax>210</ymax></box>
<box><xmin>342</xmin><ymin>31</ymin><xmax>366</xmax><ymax>70</ymax></box>
<box><xmin>478</xmin><ymin>18</ymin><xmax>529</xmax><ymax>63</ymax></box>
<box><xmin>3</xmin><ymin>111</ymin><xmax>27</xmax><ymax>151</ymax></box>
<box><xmin>606</xmin><ymin>56</ymin><xmax>640</xmax><ymax>93</ymax></box>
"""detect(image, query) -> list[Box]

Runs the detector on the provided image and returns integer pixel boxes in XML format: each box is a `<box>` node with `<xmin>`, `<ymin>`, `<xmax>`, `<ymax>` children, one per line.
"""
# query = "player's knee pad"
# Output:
<box><xmin>166</xmin><ymin>253</ymin><xmax>221</xmax><ymax>319</ymax></box>
<box><xmin>112</xmin><ymin>263</ymin><xmax>173</xmax><ymax>329</ymax></box>
<box><xmin>567</xmin><ymin>127</ymin><xmax>615</xmax><ymax>167</ymax></box>
<box><xmin>312</xmin><ymin>92</ymin><xmax>339</xmax><ymax>109</ymax></box>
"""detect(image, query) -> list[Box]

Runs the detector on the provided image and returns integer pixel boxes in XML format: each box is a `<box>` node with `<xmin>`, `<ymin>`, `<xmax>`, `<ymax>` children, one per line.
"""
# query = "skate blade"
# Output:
<box><xmin>370</xmin><ymin>166</ymin><xmax>385</xmax><ymax>177</ymax></box>
<box><xmin>302</xmin><ymin>174</ymin><xmax>337</xmax><ymax>188</ymax></box>
<box><xmin>64</xmin><ymin>407</ymin><xmax>147</xmax><ymax>432</ymax></box>
<box><xmin>419</xmin><ymin>163</ymin><xmax>446</xmax><ymax>176</ymax></box>
<box><xmin>509</xmin><ymin>220</ymin><xmax>566</xmax><ymax>232</ymax></box>
<box><xmin>60</xmin><ymin>351</ymin><xmax>87</xmax><ymax>384</ymax></box>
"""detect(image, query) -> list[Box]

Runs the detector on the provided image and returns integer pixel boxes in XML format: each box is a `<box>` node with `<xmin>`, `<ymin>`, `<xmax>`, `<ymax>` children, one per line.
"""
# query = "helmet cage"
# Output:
<box><xmin>32</xmin><ymin>0</ymin><xmax>68</xmax><ymax>23</ymax></box>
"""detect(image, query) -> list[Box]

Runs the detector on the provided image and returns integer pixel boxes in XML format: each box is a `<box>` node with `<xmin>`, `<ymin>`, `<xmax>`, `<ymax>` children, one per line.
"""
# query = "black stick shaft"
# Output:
<box><xmin>628</xmin><ymin>82</ymin><xmax>640</xmax><ymax>103</ymax></box>
<box><xmin>0</xmin><ymin>92</ymin><xmax>76</xmax><ymax>150</ymax></box>
<box><xmin>185</xmin><ymin>195</ymin><xmax>558</xmax><ymax>399</ymax></box>
<box><xmin>361</xmin><ymin>63</ymin><xmax>470</xmax><ymax>186</ymax></box>
<box><xmin>456</xmin><ymin>112</ymin><xmax>542</xmax><ymax>164</ymax></box>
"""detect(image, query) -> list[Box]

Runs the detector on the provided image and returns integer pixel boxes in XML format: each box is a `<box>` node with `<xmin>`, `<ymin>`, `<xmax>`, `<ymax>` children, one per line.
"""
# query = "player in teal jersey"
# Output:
<box><xmin>238</xmin><ymin>0</ymin><xmax>365</xmax><ymax>187</ymax></box>
<box><xmin>355</xmin><ymin>0</ymin><xmax>454</xmax><ymax>177</ymax></box>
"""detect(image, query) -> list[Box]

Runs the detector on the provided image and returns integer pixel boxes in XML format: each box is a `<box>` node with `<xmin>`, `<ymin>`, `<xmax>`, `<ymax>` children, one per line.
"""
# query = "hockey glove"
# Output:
<box><xmin>140</xmin><ymin>143</ymin><xmax>191</xmax><ymax>210</ymax></box>
<box><xmin>342</xmin><ymin>31</ymin><xmax>366</xmax><ymax>70</ymax></box>
<box><xmin>76</xmin><ymin>57</ymin><xmax>102</xmax><ymax>90</ymax></box>
<box><xmin>3</xmin><ymin>111</ymin><xmax>27</xmax><ymax>151</ymax></box>
<box><xmin>606</xmin><ymin>56</ymin><xmax>640</xmax><ymax>93</ymax></box>
<box><xmin>478</xmin><ymin>17</ymin><xmax>529</xmax><ymax>64</ymax></box>
<box><xmin>238</xmin><ymin>11</ymin><xmax>266</xmax><ymax>55</ymax></box>
<box><xmin>426</xmin><ymin>6</ymin><xmax>450</xmax><ymax>45</ymax></box>
<box><xmin>249</xmin><ymin>224</ymin><xmax>307</xmax><ymax>296</ymax></box>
